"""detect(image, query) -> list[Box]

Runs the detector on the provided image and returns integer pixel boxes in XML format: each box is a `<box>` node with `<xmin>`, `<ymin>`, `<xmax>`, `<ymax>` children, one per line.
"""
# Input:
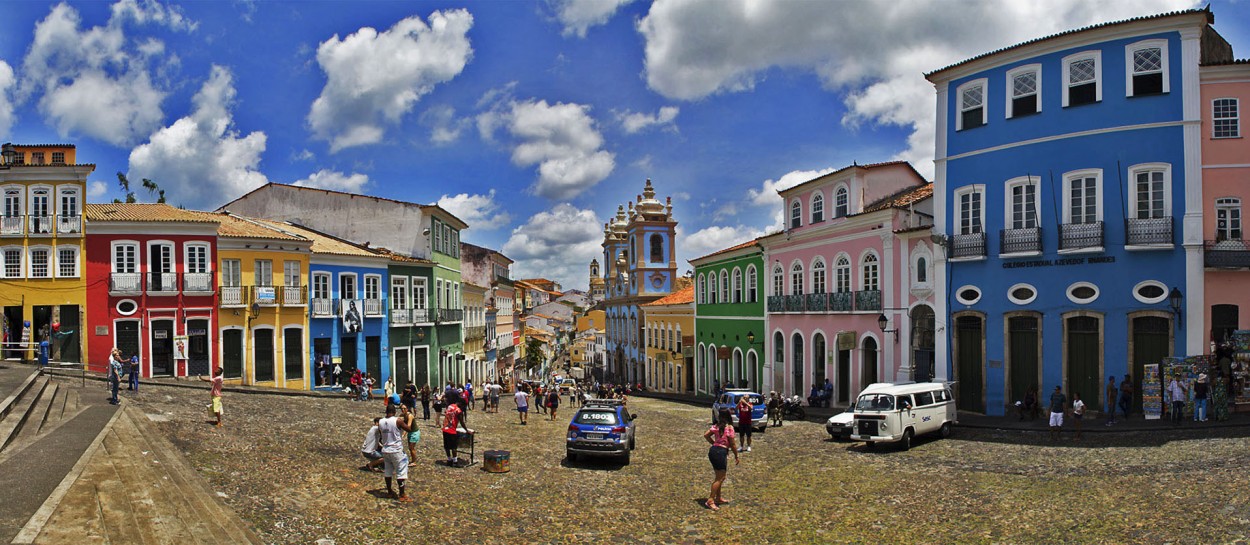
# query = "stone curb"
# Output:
<box><xmin>39</xmin><ymin>367</ymin><xmax>344</xmax><ymax>399</ymax></box>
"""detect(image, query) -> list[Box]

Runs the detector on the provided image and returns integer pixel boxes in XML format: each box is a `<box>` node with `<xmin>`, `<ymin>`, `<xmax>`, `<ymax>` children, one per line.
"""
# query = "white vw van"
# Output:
<box><xmin>849</xmin><ymin>382</ymin><xmax>957</xmax><ymax>450</ymax></box>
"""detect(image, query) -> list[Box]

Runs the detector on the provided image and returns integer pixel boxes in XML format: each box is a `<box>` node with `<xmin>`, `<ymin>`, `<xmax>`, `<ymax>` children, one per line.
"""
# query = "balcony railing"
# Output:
<box><xmin>438</xmin><ymin>308</ymin><xmax>464</xmax><ymax>322</ymax></box>
<box><xmin>830</xmin><ymin>291</ymin><xmax>852</xmax><ymax>312</ymax></box>
<box><xmin>805</xmin><ymin>292</ymin><xmax>828</xmax><ymax>312</ymax></box>
<box><xmin>951</xmin><ymin>232</ymin><xmax>987</xmax><ymax>259</ymax></box>
<box><xmin>310</xmin><ymin>298</ymin><xmax>334</xmax><ymax>317</ymax></box>
<box><xmin>1205</xmin><ymin>239</ymin><xmax>1250</xmax><ymax>268</ymax></box>
<box><xmin>1059</xmin><ymin>221</ymin><xmax>1104</xmax><ymax>251</ymax></box>
<box><xmin>280</xmin><ymin>285</ymin><xmax>306</xmax><ymax>306</ymax></box>
<box><xmin>391</xmin><ymin>308</ymin><xmax>412</xmax><ymax>325</ymax></box>
<box><xmin>1125</xmin><ymin>217</ymin><xmax>1172</xmax><ymax>246</ymax></box>
<box><xmin>109</xmin><ymin>273</ymin><xmax>142</xmax><ymax>294</ymax></box>
<box><xmin>766</xmin><ymin>295</ymin><xmax>785</xmax><ymax>312</ymax></box>
<box><xmin>146</xmin><ymin>272</ymin><xmax>178</xmax><ymax>294</ymax></box>
<box><xmin>499</xmin><ymin>345</ymin><xmax>515</xmax><ymax>358</ymax></box>
<box><xmin>412</xmin><ymin>308</ymin><xmax>433</xmax><ymax>323</ymax></box>
<box><xmin>57</xmin><ymin>215</ymin><xmax>82</xmax><ymax>235</ymax></box>
<box><xmin>0</xmin><ymin>216</ymin><xmax>21</xmax><ymax>236</ymax></box>
<box><xmin>251</xmin><ymin>286</ymin><xmax>279</xmax><ymax>306</ymax></box>
<box><xmin>27</xmin><ymin>215</ymin><xmax>53</xmax><ymax>235</ymax></box>
<box><xmin>854</xmin><ymin>290</ymin><xmax>882</xmax><ymax>311</ymax></box>
<box><xmin>220</xmin><ymin>286</ymin><xmax>247</xmax><ymax>307</ymax></box>
<box><xmin>1000</xmin><ymin>227</ymin><xmax>1042</xmax><ymax>255</ymax></box>
<box><xmin>784</xmin><ymin>294</ymin><xmax>806</xmax><ymax>312</ymax></box>
<box><xmin>183</xmin><ymin>272</ymin><xmax>214</xmax><ymax>294</ymax></box>
<box><xmin>466</xmin><ymin>325</ymin><xmax>486</xmax><ymax>340</ymax></box>
<box><xmin>363</xmin><ymin>298</ymin><xmax>384</xmax><ymax>317</ymax></box>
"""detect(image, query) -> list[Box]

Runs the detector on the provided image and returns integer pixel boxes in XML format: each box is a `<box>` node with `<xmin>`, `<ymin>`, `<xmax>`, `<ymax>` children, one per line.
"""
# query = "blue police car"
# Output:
<box><xmin>711</xmin><ymin>389</ymin><xmax>767</xmax><ymax>433</ymax></box>
<box><xmin>566</xmin><ymin>398</ymin><xmax>636</xmax><ymax>464</ymax></box>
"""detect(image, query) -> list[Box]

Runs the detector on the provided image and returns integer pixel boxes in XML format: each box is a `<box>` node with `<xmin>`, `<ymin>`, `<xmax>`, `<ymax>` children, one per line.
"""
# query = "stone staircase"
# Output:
<box><xmin>0</xmin><ymin>371</ymin><xmax>84</xmax><ymax>461</ymax></box>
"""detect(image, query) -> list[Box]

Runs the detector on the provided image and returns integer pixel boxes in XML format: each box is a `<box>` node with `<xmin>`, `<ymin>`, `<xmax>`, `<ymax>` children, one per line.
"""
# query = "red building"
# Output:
<box><xmin>84</xmin><ymin>204</ymin><xmax>219</xmax><ymax>376</ymax></box>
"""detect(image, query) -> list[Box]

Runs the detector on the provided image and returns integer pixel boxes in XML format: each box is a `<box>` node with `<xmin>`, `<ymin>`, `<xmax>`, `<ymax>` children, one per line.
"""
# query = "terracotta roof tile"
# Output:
<box><xmin>781</xmin><ymin>161</ymin><xmax>925</xmax><ymax>196</ymax></box>
<box><xmin>371</xmin><ymin>247</ymin><xmax>436</xmax><ymax>265</ymax></box>
<box><xmin>254</xmin><ymin>220</ymin><xmax>385</xmax><ymax>259</ymax></box>
<box><xmin>213</xmin><ymin>213</ymin><xmax>308</xmax><ymax>241</ymax></box>
<box><xmin>84</xmin><ymin>203</ymin><xmax>220</xmax><ymax>224</ymax></box>
<box><xmin>644</xmin><ymin>285</ymin><xmax>695</xmax><ymax>306</ymax></box>
<box><xmin>217</xmin><ymin>182</ymin><xmax>469</xmax><ymax>229</ymax></box>
<box><xmin>861</xmin><ymin>183</ymin><xmax>934</xmax><ymax>214</ymax></box>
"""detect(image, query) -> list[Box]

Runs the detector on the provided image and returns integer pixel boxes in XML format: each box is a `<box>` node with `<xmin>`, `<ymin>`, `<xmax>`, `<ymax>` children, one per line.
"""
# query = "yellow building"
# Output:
<box><xmin>212</xmin><ymin>213</ymin><xmax>312</xmax><ymax>389</ymax></box>
<box><xmin>0</xmin><ymin>143</ymin><xmax>91</xmax><ymax>363</ymax></box>
<box><xmin>642</xmin><ymin>286</ymin><xmax>693</xmax><ymax>393</ymax></box>
<box><xmin>462</xmin><ymin>282</ymin><xmax>487</xmax><ymax>384</ymax></box>
<box><xmin>577</xmin><ymin>309</ymin><xmax>604</xmax><ymax>336</ymax></box>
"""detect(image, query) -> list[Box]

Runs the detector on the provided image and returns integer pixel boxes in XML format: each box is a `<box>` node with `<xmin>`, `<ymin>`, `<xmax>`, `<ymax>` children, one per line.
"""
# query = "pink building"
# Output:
<box><xmin>1201</xmin><ymin>59</ymin><xmax>1250</xmax><ymax>344</ymax></box>
<box><xmin>761</xmin><ymin>162</ymin><xmax>934</xmax><ymax>404</ymax></box>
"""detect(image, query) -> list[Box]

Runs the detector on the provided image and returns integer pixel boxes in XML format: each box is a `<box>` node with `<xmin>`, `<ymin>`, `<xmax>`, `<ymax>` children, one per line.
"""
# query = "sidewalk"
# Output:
<box><xmin>630</xmin><ymin>390</ymin><xmax>1250</xmax><ymax>433</ymax></box>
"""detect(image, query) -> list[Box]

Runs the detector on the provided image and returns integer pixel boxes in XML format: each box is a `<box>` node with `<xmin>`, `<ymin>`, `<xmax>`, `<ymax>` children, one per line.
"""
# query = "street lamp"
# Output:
<box><xmin>746</xmin><ymin>331</ymin><xmax>763</xmax><ymax>346</ymax></box>
<box><xmin>1169</xmin><ymin>287</ymin><xmax>1183</xmax><ymax>326</ymax></box>
<box><xmin>877</xmin><ymin>313</ymin><xmax>898</xmax><ymax>343</ymax></box>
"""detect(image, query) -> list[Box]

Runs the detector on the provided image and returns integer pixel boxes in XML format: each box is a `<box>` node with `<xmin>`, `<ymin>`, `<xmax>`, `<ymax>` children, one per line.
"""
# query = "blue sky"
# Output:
<box><xmin>1</xmin><ymin>0</ymin><xmax>1246</xmax><ymax>290</ymax></box>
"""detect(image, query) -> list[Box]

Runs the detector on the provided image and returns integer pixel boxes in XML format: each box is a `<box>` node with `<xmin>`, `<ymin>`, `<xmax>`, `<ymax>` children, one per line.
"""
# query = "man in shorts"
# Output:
<box><xmin>736</xmin><ymin>395</ymin><xmax>754</xmax><ymax>452</ymax></box>
<box><xmin>378</xmin><ymin>404</ymin><xmax>413</xmax><ymax>502</ymax></box>
<box><xmin>489</xmin><ymin>382</ymin><xmax>501</xmax><ymax>413</ymax></box>
<box><xmin>360</xmin><ymin>418</ymin><xmax>384</xmax><ymax>472</ymax></box>
<box><xmin>198</xmin><ymin>367</ymin><xmax>225</xmax><ymax>427</ymax></box>
<box><xmin>514</xmin><ymin>385</ymin><xmax>530</xmax><ymax>425</ymax></box>
<box><xmin>1048</xmin><ymin>385</ymin><xmax>1066</xmax><ymax>441</ymax></box>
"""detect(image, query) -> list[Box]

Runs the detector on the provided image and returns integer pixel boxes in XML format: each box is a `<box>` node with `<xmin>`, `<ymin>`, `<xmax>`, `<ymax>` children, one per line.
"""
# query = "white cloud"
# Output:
<box><xmin>637</xmin><ymin>0</ymin><xmax>1198</xmax><ymax>178</ymax></box>
<box><xmin>87</xmin><ymin>180</ymin><xmax>108</xmax><ymax>199</ymax></box>
<box><xmin>503</xmin><ymin>203</ymin><xmax>603</xmax><ymax>289</ymax></box>
<box><xmin>550</xmin><ymin>0</ymin><xmax>634</xmax><ymax>38</ymax></box>
<box><xmin>681</xmin><ymin>224</ymin><xmax>765</xmax><ymax>260</ymax></box>
<box><xmin>617</xmin><ymin>106</ymin><xmax>679</xmax><ymax>134</ymax></box>
<box><xmin>746</xmin><ymin>167</ymin><xmax>836</xmax><ymax>207</ymax></box>
<box><xmin>477</xmin><ymin>99</ymin><xmax>615</xmax><ymax>200</ymax></box>
<box><xmin>0</xmin><ymin>62</ymin><xmax>13</xmax><ymax>138</ymax></box>
<box><xmin>437</xmin><ymin>189</ymin><xmax>512</xmax><ymax>231</ymax></box>
<box><xmin>292</xmin><ymin>169</ymin><xmax>370</xmax><ymax>193</ymax></box>
<box><xmin>293</xmin><ymin>149</ymin><xmax>314</xmax><ymax>162</ymax></box>
<box><xmin>127</xmin><ymin>65</ymin><xmax>268</xmax><ymax>209</ymax></box>
<box><xmin>308</xmin><ymin>10</ymin><xmax>474</xmax><ymax>152</ymax></box>
<box><xmin>420</xmin><ymin>104</ymin><xmax>468</xmax><ymax>145</ymax></box>
<box><xmin>19</xmin><ymin>1</ymin><xmax>193</xmax><ymax>147</ymax></box>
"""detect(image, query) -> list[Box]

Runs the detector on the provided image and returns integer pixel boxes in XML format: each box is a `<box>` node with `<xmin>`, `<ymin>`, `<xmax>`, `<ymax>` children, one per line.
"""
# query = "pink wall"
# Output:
<box><xmin>1201</xmin><ymin>66</ymin><xmax>1250</xmax><ymax>341</ymax></box>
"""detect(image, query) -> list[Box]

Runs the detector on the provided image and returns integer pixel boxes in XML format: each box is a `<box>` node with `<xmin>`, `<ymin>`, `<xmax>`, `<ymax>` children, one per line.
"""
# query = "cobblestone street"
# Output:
<box><xmin>129</xmin><ymin>384</ymin><xmax>1250</xmax><ymax>544</ymax></box>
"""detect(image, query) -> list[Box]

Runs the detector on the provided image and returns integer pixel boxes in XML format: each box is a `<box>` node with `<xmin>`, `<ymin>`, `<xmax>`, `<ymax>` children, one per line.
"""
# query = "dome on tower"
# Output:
<box><xmin>635</xmin><ymin>179</ymin><xmax>665</xmax><ymax>219</ymax></box>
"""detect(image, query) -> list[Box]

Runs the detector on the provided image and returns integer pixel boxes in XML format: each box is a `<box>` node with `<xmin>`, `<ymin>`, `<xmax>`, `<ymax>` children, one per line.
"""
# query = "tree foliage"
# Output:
<box><xmin>113</xmin><ymin>172</ymin><xmax>166</xmax><ymax>204</ymax></box>
<box><xmin>524</xmin><ymin>337</ymin><xmax>545</xmax><ymax>370</ymax></box>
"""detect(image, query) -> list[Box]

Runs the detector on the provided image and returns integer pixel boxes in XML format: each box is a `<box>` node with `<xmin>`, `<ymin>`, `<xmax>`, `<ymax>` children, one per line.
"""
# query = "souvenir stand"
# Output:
<box><xmin>1163</xmin><ymin>356</ymin><xmax>1212</xmax><ymax>418</ymax></box>
<box><xmin>1142</xmin><ymin>363</ymin><xmax>1162</xmax><ymax>420</ymax></box>
<box><xmin>1230</xmin><ymin>330</ymin><xmax>1250</xmax><ymax>413</ymax></box>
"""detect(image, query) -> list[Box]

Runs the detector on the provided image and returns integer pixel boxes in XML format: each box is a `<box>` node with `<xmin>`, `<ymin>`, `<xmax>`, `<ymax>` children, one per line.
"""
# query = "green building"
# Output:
<box><xmin>690</xmin><ymin>238</ymin><xmax>766</xmax><ymax>396</ymax></box>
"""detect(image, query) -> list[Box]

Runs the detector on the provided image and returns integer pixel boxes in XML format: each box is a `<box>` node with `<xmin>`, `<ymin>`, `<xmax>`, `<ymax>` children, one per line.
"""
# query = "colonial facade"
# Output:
<box><xmin>1201</xmin><ymin>59</ymin><xmax>1250</xmax><ymax>345</ymax></box>
<box><xmin>380</xmin><ymin>250</ymin><xmax>436</xmax><ymax>390</ymax></box>
<box><xmin>926</xmin><ymin>9</ymin><xmax>1231</xmax><ymax>415</ymax></box>
<box><xmin>642</xmin><ymin>286</ymin><xmax>693</xmax><ymax>393</ymax></box>
<box><xmin>692</xmin><ymin>239</ymin><xmax>766</xmax><ymax>396</ymax></box>
<box><xmin>1</xmin><ymin>143</ymin><xmax>90</xmax><ymax>364</ymax></box>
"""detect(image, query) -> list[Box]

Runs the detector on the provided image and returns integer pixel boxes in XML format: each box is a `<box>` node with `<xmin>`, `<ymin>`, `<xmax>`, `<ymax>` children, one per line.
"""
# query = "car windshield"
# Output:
<box><xmin>574</xmin><ymin>411</ymin><xmax>618</xmax><ymax>426</ymax></box>
<box><xmin>856</xmin><ymin>394</ymin><xmax>894</xmax><ymax>411</ymax></box>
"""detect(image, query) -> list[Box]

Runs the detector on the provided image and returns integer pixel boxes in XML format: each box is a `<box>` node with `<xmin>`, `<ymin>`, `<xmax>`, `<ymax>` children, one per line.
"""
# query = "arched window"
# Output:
<box><xmin>812</xmin><ymin>258</ymin><xmax>826</xmax><ymax>293</ymax></box>
<box><xmin>835</xmin><ymin>186</ymin><xmax>849</xmax><ymax>217</ymax></box>
<box><xmin>862</xmin><ymin>253</ymin><xmax>879</xmax><ymax>291</ymax></box>
<box><xmin>732</xmin><ymin>267</ymin><xmax>743</xmax><ymax>303</ymax></box>
<box><xmin>774</xmin><ymin>331</ymin><xmax>784</xmax><ymax>366</ymax></box>
<box><xmin>708</xmin><ymin>272</ymin><xmax>718</xmax><ymax>303</ymax></box>
<box><xmin>916</xmin><ymin>256</ymin><xmax>928</xmax><ymax>284</ymax></box>
<box><xmin>719</xmin><ymin>269</ymin><xmax>729</xmax><ymax>303</ymax></box>
<box><xmin>649</xmin><ymin>234</ymin><xmax>664</xmax><ymax>263</ymax></box>
<box><xmin>772</xmin><ymin>265</ymin><xmax>784</xmax><ymax>296</ymax></box>
<box><xmin>697</xmin><ymin>273</ymin><xmax>706</xmax><ymax>304</ymax></box>
<box><xmin>746</xmin><ymin>265</ymin><xmax>758</xmax><ymax>302</ymax></box>
<box><xmin>835</xmin><ymin>255</ymin><xmax>851</xmax><ymax>293</ymax></box>
<box><xmin>790</xmin><ymin>200</ymin><xmax>802</xmax><ymax>229</ymax></box>
<box><xmin>812</xmin><ymin>193</ymin><xmax>825</xmax><ymax>223</ymax></box>
<box><xmin>790</xmin><ymin>262</ymin><xmax>804</xmax><ymax>295</ymax></box>
<box><xmin>791</xmin><ymin>332</ymin><xmax>804</xmax><ymax>396</ymax></box>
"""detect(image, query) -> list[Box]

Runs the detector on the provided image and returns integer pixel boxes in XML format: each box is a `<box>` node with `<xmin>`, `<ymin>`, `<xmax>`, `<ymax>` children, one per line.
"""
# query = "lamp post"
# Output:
<box><xmin>877</xmin><ymin>313</ymin><xmax>898</xmax><ymax>343</ymax></box>
<box><xmin>1169</xmin><ymin>287</ymin><xmax>1183</xmax><ymax>327</ymax></box>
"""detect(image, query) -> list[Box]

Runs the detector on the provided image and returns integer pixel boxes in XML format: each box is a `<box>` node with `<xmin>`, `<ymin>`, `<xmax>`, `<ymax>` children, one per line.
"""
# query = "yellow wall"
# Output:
<box><xmin>217</xmin><ymin>246</ymin><xmax>309</xmax><ymax>389</ymax></box>
<box><xmin>643</xmin><ymin>307</ymin><xmax>693</xmax><ymax>393</ymax></box>
<box><xmin>576</xmin><ymin>310</ymin><xmax>604</xmax><ymax>334</ymax></box>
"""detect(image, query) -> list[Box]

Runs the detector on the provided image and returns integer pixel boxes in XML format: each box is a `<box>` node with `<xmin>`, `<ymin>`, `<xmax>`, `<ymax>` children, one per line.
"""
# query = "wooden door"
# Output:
<box><xmin>956</xmin><ymin>316</ymin><xmax>984</xmax><ymax>412</ymax></box>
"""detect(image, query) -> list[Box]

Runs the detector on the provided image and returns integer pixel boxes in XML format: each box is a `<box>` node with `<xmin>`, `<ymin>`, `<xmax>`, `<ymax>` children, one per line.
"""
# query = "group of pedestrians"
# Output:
<box><xmin>105</xmin><ymin>348</ymin><xmax>142</xmax><ymax>405</ymax></box>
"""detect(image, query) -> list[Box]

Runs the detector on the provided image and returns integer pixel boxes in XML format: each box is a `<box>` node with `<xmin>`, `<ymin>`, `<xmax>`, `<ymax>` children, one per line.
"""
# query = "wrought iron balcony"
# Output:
<box><xmin>27</xmin><ymin>215</ymin><xmax>53</xmax><ymax>235</ymax></box>
<box><xmin>1205</xmin><ymin>239</ymin><xmax>1250</xmax><ymax>268</ymax></box>
<box><xmin>57</xmin><ymin>215</ymin><xmax>82</xmax><ymax>235</ymax></box>
<box><xmin>411</xmin><ymin>308</ymin><xmax>433</xmax><ymax>323</ymax></box>
<box><xmin>1125</xmin><ymin>217</ymin><xmax>1172</xmax><ymax>246</ymax></box>
<box><xmin>0</xmin><ymin>216</ymin><xmax>21</xmax><ymax>236</ymax></box>
<box><xmin>251</xmin><ymin>286</ymin><xmax>279</xmax><ymax>306</ymax></box>
<box><xmin>784</xmin><ymin>294</ymin><xmax>806</xmax><ymax>312</ymax></box>
<box><xmin>280</xmin><ymin>285</ymin><xmax>306</xmax><ymax>306</ymax></box>
<box><xmin>766</xmin><ymin>295</ymin><xmax>786</xmax><ymax>313</ymax></box>
<box><xmin>466</xmin><ymin>325</ymin><xmax>487</xmax><ymax>340</ymax></box>
<box><xmin>220</xmin><ymin>286</ymin><xmax>247</xmax><ymax>307</ymax></box>
<box><xmin>146</xmin><ymin>272</ymin><xmax>178</xmax><ymax>295</ymax></box>
<box><xmin>183</xmin><ymin>272</ymin><xmax>214</xmax><ymax>294</ymax></box>
<box><xmin>310</xmin><ymin>297</ymin><xmax>334</xmax><ymax>317</ymax></box>
<box><xmin>805</xmin><ymin>292</ymin><xmax>828</xmax><ymax>312</ymax></box>
<box><xmin>438</xmin><ymin>308</ymin><xmax>464</xmax><ymax>322</ymax></box>
<box><xmin>1000</xmin><ymin>227</ymin><xmax>1042</xmax><ymax>255</ymax></box>
<box><xmin>391</xmin><ymin>307</ymin><xmax>412</xmax><ymax>325</ymax></box>
<box><xmin>830</xmin><ymin>291</ymin><xmax>852</xmax><ymax>312</ymax></box>
<box><xmin>109</xmin><ymin>273</ymin><xmax>143</xmax><ymax>295</ymax></box>
<box><xmin>363</xmin><ymin>298</ymin><xmax>385</xmax><ymax>317</ymax></box>
<box><xmin>1059</xmin><ymin>221</ymin><xmax>1104</xmax><ymax>251</ymax></box>
<box><xmin>854</xmin><ymin>290</ymin><xmax>882</xmax><ymax>311</ymax></box>
<box><xmin>951</xmin><ymin>232</ymin><xmax>986</xmax><ymax>259</ymax></box>
<box><xmin>499</xmin><ymin>345</ymin><xmax>515</xmax><ymax>357</ymax></box>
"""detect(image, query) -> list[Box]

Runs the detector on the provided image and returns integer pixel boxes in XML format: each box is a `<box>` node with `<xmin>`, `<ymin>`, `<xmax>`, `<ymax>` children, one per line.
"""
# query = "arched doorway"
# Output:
<box><xmin>812</xmin><ymin>333</ymin><xmax>826</xmax><ymax>390</ymax></box>
<box><xmin>791</xmin><ymin>333</ymin><xmax>804</xmax><ymax>398</ymax></box>
<box><xmin>773</xmin><ymin>332</ymin><xmax>785</xmax><ymax>394</ymax></box>
<box><xmin>747</xmin><ymin>351</ymin><xmax>759</xmax><ymax>392</ymax></box>
<box><xmin>861</xmin><ymin>337</ymin><xmax>878</xmax><ymax>389</ymax></box>
<box><xmin>911</xmin><ymin>305</ymin><xmax>935</xmax><ymax>382</ymax></box>
<box><xmin>732</xmin><ymin>349</ymin><xmax>743</xmax><ymax>389</ymax></box>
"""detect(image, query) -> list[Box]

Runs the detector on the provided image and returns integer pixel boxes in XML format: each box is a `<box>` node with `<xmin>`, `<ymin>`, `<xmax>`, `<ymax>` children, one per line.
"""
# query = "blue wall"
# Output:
<box><xmin>309</xmin><ymin>262</ymin><xmax>389</xmax><ymax>391</ymax></box>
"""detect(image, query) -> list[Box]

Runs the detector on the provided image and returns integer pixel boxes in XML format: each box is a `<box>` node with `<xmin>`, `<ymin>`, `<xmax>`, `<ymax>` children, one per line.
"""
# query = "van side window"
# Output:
<box><xmin>937</xmin><ymin>390</ymin><xmax>951</xmax><ymax>402</ymax></box>
<box><xmin>896</xmin><ymin>395</ymin><xmax>913</xmax><ymax>409</ymax></box>
<box><xmin>915</xmin><ymin>391</ymin><xmax>935</xmax><ymax>406</ymax></box>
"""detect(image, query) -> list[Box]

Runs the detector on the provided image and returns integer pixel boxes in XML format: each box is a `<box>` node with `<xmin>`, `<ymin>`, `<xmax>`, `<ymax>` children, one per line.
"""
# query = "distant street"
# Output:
<box><xmin>127</xmin><ymin>385</ymin><xmax>1250</xmax><ymax>544</ymax></box>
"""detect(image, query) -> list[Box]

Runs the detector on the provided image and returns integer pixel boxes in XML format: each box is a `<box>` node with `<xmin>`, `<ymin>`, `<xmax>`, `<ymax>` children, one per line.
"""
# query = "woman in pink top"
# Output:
<box><xmin>703</xmin><ymin>409</ymin><xmax>738</xmax><ymax>511</ymax></box>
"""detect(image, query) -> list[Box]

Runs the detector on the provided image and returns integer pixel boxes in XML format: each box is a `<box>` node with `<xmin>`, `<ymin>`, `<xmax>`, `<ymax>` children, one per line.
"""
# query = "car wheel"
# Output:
<box><xmin>939</xmin><ymin>422</ymin><xmax>953</xmax><ymax>438</ymax></box>
<box><xmin>901</xmin><ymin>429</ymin><xmax>913</xmax><ymax>451</ymax></box>
<box><xmin>567</xmin><ymin>451</ymin><xmax>578</xmax><ymax>463</ymax></box>
<box><xmin>795</xmin><ymin>407</ymin><xmax>806</xmax><ymax>420</ymax></box>
<box><xmin>866</xmin><ymin>441</ymin><xmax>875</xmax><ymax>448</ymax></box>
<box><xmin>620</xmin><ymin>450</ymin><xmax>631</xmax><ymax>465</ymax></box>
<box><xmin>629</xmin><ymin>437</ymin><xmax>636</xmax><ymax>450</ymax></box>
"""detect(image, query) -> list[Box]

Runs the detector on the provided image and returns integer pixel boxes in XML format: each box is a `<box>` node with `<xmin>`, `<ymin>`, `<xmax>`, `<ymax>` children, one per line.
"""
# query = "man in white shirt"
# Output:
<box><xmin>1167</xmin><ymin>373</ymin><xmax>1187</xmax><ymax>426</ymax></box>
<box><xmin>514</xmin><ymin>387</ymin><xmax>530</xmax><ymax>425</ymax></box>
<box><xmin>378</xmin><ymin>404</ymin><xmax>413</xmax><ymax>502</ymax></box>
<box><xmin>360</xmin><ymin>418</ymin><xmax>383</xmax><ymax>472</ymax></box>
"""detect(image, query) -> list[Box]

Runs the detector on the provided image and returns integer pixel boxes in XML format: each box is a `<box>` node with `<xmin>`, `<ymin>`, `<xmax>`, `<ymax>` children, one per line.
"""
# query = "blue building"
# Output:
<box><xmin>926</xmin><ymin>9</ymin><xmax>1234</xmax><ymax>415</ymax></box>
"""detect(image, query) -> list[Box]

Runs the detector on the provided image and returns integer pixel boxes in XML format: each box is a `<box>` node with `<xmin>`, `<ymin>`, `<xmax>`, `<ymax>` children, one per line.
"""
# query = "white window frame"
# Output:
<box><xmin>745</xmin><ymin>265</ymin><xmax>757</xmax><ymax>303</ymax></box>
<box><xmin>1005</xmin><ymin>64</ymin><xmax>1042</xmax><ymax>118</ymax></box>
<box><xmin>732</xmin><ymin>267</ymin><xmax>743</xmax><ymax>303</ymax></box>
<box><xmin>834</xmin><ymin>184</ymin><xmax>849</xmax><ymax>217</ymax></box>
<box><xmin>221</xmin><ymin>259</ymin><xmax>243</xmax><ymax>288</ymax></box>
<box><xmin>339</xmin><ymin>272</ymin><xmax>357</xmax><ymax>299</ymax></box>
<box><xmin>708</xmin><ymin>271</ymin><xmax>718</xmax><ymax>303</ymax></box>
<box><xmin>697</xmin><ymin>273</ymin><xmax>706</xmax><ymax>305</ymax></box>
<box><xmin>771</xmin><ymin>265</ymin><xmax>783</xmax><ymax>297</ymax></box>
<box><xmin>1</xmin><ymin>246</ymin><xmax>21</xmax><ymax>279</ymax></box>
<box><xmin>1127</xmin><ymin>163</ymin><xmax>1171</xmax><ymax>219</ymax></box>
<box><xmin>28</xmin><ymin>245</ymin><xmax>51</xmax><ymax>278</ymax></box>
<box><xmin>1125</xmin><ymin>39</ymin><xmax>1169</xmax><ymax>97</ymax></box>
<box><xmin>185</xmin><ymin>243</ymin><xmax>210</xmax><ymax>274</ymax></box>
<box><xmin>111</xmin><ymin>241</ymin><xmax>139</xmax><ymax>273</ymax></box>
<box><xmin>1007</xmin><ymin>283</ymin><xmax>1038</xmax><ymax>305</ymax></box>
<box><xmin>56</xmin><ymin>245</ymin><xmax>78</xmax><ymax>278</ymax></box>
<box><xmin>1213</xmin><ymin>98</ymin><xmax>1240</xmax><ymax>139</ymax></box>
<box><xmin>364</xmin><ymin>273</ymin><xmax>382</xmax><ymax>301</ymax></box>
<box><xmin>955</xmin><ymin>78</ymin><xmax>988</xmax><ymax>130</ymax></box>
<box><xmin>311</xmin><ymin>272</ymin><xmax>331</xmax><ymax>299</ymax></box>
<box><xmin>860</xmin><ymin>252</ymin><xmax>879</xmax><ymax>292</ymax></box>
<box><xmin>1066</xmin><ymin>281</ymin><xmax>1100</xmax><ymax>304</ymax></box>
<box><xmin>412</xmin><ymin>277</ymin><xmax>428</xmax><ymax>310</ymax></box>
<box><xmin>1003</xmin><ymin>176</ymin><xmax>1040</xmax><ymax>230</ymax></box>
<box><xmin>1216</xmin><ymin>197</ymin><xmax>1242</xmax><ymax>241</ymax></box>
<box><xmin>253</xmin><ymin>259</ymin><xmax>273</xmax><ymax>287</ymax></box>
<box><xmin>955</xmin><ymin>285</ymin><xmax>982</xmax><ymax>305</ymax></box>
<box><xmin>790</xmin><ymin>261</ymin><xmax>804</xmax><ymax>296</ymax></box>
<box><xmin>1062</xmin><ymin>169</ymin><xmax>1104</xmax><ymax>224</ymax></box>
<box><xmin>790</xmin><ymin>200</ymin><xmax>802</xmax><ymax>229</ymax></box>
<box><xmin>391</xmin><ymin>276</ymin><xmax>410</xmax><ymax>310</ymax></box>
<box><xmin>283</xmin><ymin>260</ymin><xmax>301</xmax><ymax>287</ymax></box>
<box><xmin>810</xmin><ymin>258</ymin><xmax>826</xmax><ymax>294</ymax></box>
<box><xmin>911</xmin><ymin>247</ymin><xmax>932</xmax><ymax>289</ymax></box>
<box><xmin>834</xmin><ymin>254</ymin><xmax>851</xmax><ymax>293</ymax></box>
<box><xmin>1062</xmin><ymin>50</ymin><xmax>1102</xmax><ymax>107</ymax></box>
<box><xmin>719</xmin><ymin>269</ymin><xmax>729</xmax><ymax>303</ymax></box>
<box><xmin>954</xmin><ymin>184</ymin><xmax>985</xmax><ymax>235</ymax></box>
<box><xmin>2</xmin><ymin>185</ymin><xmax>21</xmax><ymax>218</ymax></box>
<box><xmin>1133</xmin><ymin>280</ymin><xmax>1169</xmax><ymax>305</ymax></box>
<box><xmin>57</xmin><ymin>185</ymin><xmax>80</xmax><ymax>219</ymax></box>
<box><xmin>811</xmin><ymin>192</ymin><xmax>825</xmax><ymax>223</ymax></box>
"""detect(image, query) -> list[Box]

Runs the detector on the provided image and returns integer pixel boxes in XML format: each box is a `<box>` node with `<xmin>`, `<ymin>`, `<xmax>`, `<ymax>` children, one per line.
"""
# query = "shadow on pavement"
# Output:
<box><xmin>560</xmin><ymin>455</ymin><xmax>628</xmax><ymax>471</ymax></box>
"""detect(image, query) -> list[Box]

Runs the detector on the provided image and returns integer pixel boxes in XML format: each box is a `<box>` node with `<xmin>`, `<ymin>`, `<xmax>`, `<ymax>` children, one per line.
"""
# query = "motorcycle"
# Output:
<box><xmin>781</xmin><ymin>395</ymin><xmax>807</xmax><ymax>420</ymax></box>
